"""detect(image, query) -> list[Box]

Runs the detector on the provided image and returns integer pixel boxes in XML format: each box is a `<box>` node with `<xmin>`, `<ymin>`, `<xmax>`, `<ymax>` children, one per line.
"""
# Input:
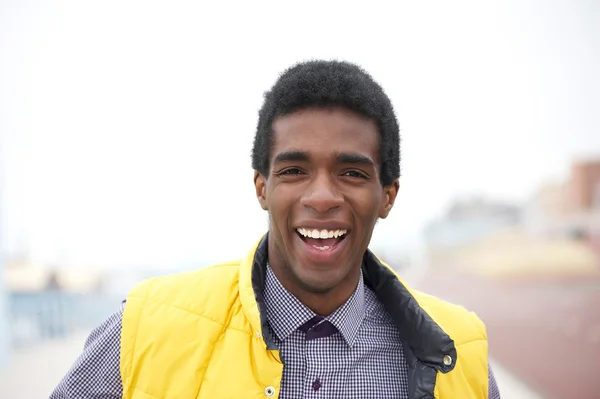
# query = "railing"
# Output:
<box><xmin>8</xmin><ymin>291</ymin><xmax>120</xmax><ymax>348</ymax></box>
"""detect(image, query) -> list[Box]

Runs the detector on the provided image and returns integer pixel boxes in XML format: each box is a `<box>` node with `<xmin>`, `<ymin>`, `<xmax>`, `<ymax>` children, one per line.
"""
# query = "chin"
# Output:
<box><xmin>293</xmin><ymin>266</ymin><xmax>347</xmax><ymax>292</ymax></box>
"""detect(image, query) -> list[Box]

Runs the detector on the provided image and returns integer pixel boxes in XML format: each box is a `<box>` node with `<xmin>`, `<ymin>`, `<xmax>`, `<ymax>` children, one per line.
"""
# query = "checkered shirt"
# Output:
<box><xmin>264</xmin><ymin>265</ymin><xmax>410</xmax><ymax>398</ymax></box>
<box><xmin>49</xmin><ymin>268</ymin><xmax>501</xmax><ymax>398</ymax></box>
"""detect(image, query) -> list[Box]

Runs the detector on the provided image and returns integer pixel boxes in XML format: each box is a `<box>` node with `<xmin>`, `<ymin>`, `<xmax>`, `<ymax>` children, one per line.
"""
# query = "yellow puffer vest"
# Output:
<box><xmin>120</xmin><ymin>235</ymin><xmax>488</xmax><ymax>398</ymax></box>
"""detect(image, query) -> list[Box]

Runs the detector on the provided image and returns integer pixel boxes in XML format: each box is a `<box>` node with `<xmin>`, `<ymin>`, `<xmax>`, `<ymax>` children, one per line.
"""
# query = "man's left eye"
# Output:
<box><xmin>344</xmin><ymin>171</ymin><xmax>366</xmax><ymax>178</ymax></box>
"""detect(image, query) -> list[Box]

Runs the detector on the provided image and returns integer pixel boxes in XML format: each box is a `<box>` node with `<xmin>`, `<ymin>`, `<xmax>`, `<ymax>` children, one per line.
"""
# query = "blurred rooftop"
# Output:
<box><xmin>4</xmin><ymin>258</ymin><xmax>105</xmax><ymax>294</ymax></box>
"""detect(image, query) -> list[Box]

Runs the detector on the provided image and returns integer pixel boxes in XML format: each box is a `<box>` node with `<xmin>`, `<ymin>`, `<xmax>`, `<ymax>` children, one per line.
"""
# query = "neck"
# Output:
<box><xmin>294</xmin><ymin>287</ymin><xmax>357</xmax><ymax>316</ymax></box>
<box><xmin>268</xmin><ymin>258</ymin><xmax>361</xmax><ymax>317</ymax></box>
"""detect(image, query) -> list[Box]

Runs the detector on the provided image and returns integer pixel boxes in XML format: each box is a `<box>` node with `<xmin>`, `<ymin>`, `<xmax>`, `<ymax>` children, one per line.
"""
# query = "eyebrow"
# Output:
<box><xmin>272</xmin><ymin>151</ymin><xmax>310</xmax><ymax>165</ymax></box>
<box><xmin>335</xmin><ymin>152</ymin><xmax>375</xmax><ymax>167</ymax></box>
<box><xmin>272</xmin><ymin>150</ymin><xmax>375</xmax><ymax>167</ymax></box>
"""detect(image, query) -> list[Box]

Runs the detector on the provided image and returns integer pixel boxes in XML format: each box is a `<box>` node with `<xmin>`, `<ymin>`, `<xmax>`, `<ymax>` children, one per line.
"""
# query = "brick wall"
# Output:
<box><xmin>569</xmin><ymin>160</ymin><xmax>600</xmax><ymax>212</ymax></box>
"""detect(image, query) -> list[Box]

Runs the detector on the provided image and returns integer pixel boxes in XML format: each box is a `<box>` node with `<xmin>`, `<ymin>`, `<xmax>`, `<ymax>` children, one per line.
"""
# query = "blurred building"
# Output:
<box><xmin>0</xmin><ymin>244</ymin><xmax>8</xmax><ymax>368</ymax></box>
<box><xmin>570</xmin><ymin>159</ymin><xmax>600</xmax><ymax>212</ymax></box>
<box><xmin>3</xmin><ymin>255</ymin><xmax>112</xmax><ymax>348</ymax></box>
<box><xmin>525</xmin><ymin>158</ymin><xmax>600</xmax><ymax>241</ymax></box>
<box><xmin>424</xmin><ymin>158</ymin><xmax>600</xmax><ymax>275</ymax></box>
<box><xmin>424</xmin><ymin>196</ymin><xmax>522</xmax><ymax>251</ymax></box>
<box><xmin>524</xmin><ymin>181</ymin><xmax>571</xmax><ymax>236</ymax></box>
<box><xmin>0</xmin><ymin>188</ymin><xmax>8</xmax><ymax>367</ymax></box>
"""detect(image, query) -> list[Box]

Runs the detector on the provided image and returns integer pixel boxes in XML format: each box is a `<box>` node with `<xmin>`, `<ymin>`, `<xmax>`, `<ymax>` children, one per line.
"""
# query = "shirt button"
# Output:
<box><xmin>312</xmin><ymin>379</ymin><xmax>322</xmax><ymax>391</ymax></box>
<box><xmin>265</xmin><ymin>386</ymin><xmax>276</xmax><ymax>397</ymax></box>
<box><xmin>443</xmin><ymin>355</ymin><xmax>453</xmax><ymax>366</ymax></box>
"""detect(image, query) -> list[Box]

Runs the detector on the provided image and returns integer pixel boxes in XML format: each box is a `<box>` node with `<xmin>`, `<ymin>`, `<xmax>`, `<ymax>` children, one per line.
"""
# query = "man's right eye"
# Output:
<box><xmin>279</xmin><ymin>168</ymin><xmax>303</xmax><ymax>175</ymax></box>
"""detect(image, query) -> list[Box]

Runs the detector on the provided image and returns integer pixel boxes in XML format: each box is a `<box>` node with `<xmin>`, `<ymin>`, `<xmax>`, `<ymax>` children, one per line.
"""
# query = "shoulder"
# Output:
<box><xmin>405</xmin><ymin>288</ymin><xmax>491</xmax><ymax>396</ymax></box>
<box><xmin>123</xmin><ymin>259</ymin><xmax>246</xmax><ymax>330</ymax></box>
<box><xmin>128</xmin><ymin>259</ymin><xmax>243</xmax><ymax>301</ymax></box>
<box><xmin>408</xmin><ymin>287</ymin><xmax>487</xmax><ymax>345</ymax></box>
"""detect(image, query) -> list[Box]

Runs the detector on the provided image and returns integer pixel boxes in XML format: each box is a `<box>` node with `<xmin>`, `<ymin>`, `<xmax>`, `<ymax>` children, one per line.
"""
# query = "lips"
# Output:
<box><xmin>293</xmin><ymin>225</ymin><xmax>350</xmax><ymax>264</ymax></box>
<box><xmin>296</xmin><ymin>227</ymin><xmax>348</xmax><ymax>249</ymax></box>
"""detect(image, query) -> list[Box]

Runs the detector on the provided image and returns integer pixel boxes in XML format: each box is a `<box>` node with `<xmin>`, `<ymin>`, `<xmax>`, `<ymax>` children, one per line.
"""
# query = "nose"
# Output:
<box><xmin>300</xmin><ymin>173</ymin><xmax>343</xmax><ymax>214</ymax></box>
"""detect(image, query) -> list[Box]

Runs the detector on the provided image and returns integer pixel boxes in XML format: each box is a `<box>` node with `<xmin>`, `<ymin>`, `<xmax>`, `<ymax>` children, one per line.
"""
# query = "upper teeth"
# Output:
<box><xmin>297</xmin><ymin>228</ymin><xmax>348</xmax><ymax>239</ymax></box>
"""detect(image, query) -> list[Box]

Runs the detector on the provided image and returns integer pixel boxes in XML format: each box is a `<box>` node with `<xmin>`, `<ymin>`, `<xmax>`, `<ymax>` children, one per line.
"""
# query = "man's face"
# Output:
<box><xmin>254</xmin><ymin>107</ymin><xmax>398</xmax><ymax>294</ymax></box>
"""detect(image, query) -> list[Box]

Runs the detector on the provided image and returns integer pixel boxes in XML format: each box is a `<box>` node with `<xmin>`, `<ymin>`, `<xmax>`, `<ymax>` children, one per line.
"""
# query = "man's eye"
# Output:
<box><xmin>280</xmin><ymin>168</ymin><xmax>303</xmax><ymax>175</ymax></box>
<box><xmin>344</xmin><ymin>170</ymin><xmax>367</xmax><ymax>178</ymax></box>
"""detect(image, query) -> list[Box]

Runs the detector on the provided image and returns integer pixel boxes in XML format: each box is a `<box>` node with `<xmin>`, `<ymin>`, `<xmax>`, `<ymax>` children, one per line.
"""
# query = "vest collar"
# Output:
<box><xmin>238</xmin><ymin>233</ymin><xmax>457</xmax><ymax>373</ymax></box>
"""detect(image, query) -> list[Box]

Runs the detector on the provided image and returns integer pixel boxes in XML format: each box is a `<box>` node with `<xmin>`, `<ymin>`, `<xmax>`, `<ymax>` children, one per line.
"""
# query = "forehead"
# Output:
<box><xmin>270</xmin><ymin>107</ymin><xmax>379</xmax><ymax>161</ymax></box>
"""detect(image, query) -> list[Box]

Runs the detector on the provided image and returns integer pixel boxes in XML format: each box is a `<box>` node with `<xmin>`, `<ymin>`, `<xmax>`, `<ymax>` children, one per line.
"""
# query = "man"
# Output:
<box><xmin>51</xmin><ymin>60</ymin><xmax>501</xmax><ymax>398</ymax></box>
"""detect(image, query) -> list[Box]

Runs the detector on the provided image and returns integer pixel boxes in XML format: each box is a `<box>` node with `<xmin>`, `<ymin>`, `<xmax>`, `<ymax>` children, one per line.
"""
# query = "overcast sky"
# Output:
<box><xmin>1</xmin><ymin>0</ymin><xmax>598</xmax><ymax>269</ymax></box>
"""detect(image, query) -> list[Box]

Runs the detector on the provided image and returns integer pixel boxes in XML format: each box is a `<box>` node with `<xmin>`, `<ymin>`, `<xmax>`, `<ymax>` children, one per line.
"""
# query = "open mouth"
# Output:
<box><xmin>296</xmin><ymin>227</ymin><xmax>348</xmax><ymax>251</ymax></box>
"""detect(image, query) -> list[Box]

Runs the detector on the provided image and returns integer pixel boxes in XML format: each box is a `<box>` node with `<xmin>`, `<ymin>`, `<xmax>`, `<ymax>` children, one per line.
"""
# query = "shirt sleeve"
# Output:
<box><xmin>488</xmin><ymin>363</ymin><xmax>501</xmax><ymax>399</ymax></box>
<box><xmin>49</xmin><ymin>302</ymin><xmax>124</xmax><ymax>399</ymax></box>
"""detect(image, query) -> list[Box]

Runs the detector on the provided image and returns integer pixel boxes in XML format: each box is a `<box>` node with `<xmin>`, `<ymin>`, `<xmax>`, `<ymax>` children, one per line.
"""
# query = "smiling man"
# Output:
<box><xmin>51</xmin><ymin>60</ymin><xmax>500</xmax><ymax>398</ymax></box>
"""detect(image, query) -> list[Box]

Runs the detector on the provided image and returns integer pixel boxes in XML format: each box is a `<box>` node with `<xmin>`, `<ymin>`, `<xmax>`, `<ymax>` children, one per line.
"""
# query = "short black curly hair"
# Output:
<box><xmin>251</xmin><ymin>60</ymin><xmax>400</xmax><ymax>186</ymax></box>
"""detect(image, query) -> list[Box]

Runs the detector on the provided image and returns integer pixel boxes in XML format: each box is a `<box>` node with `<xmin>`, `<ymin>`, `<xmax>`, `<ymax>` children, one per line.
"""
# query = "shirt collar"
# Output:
<box><xmin>263</xmin><ymin>264</ymin><xmax>366</xmax><ymax>347</ymax></box>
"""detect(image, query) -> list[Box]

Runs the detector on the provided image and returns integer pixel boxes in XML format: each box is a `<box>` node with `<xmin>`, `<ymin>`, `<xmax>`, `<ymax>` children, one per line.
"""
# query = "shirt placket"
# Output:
<box><xmin>303</xmin><ymin>337</ymin><xmax>330</xmax><ymax>398</ymax></box>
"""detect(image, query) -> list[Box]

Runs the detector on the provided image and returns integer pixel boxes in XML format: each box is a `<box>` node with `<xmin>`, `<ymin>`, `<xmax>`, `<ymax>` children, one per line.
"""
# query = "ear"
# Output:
<box><xmin>379</xmin><ymin>179</ymin><xmax>399</xmax><ymax>219</ymax></box>
<box><xmin>254</xmin><ymin>171</ymin><xmax>268</xmax><ymax>210</ymax></box>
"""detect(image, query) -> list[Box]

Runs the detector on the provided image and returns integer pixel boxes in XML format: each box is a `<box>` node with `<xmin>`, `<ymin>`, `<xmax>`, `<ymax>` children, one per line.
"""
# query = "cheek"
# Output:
<box><xmin>267</xmin><ymin>191</ymin><xmax>294</xmax><ymax>228</ymax></box>
<box><xmin>353</xmin><ymin>194</ymin><xmax>383</xmax><ymax>225</ymax></box>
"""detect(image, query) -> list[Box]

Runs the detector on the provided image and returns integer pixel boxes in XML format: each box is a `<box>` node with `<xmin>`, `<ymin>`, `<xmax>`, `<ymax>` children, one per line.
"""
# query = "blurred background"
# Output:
<box><xmin>1</xmin><ymin>1</ymin><xmax>598</xmax><ymax>398</ymax></box>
